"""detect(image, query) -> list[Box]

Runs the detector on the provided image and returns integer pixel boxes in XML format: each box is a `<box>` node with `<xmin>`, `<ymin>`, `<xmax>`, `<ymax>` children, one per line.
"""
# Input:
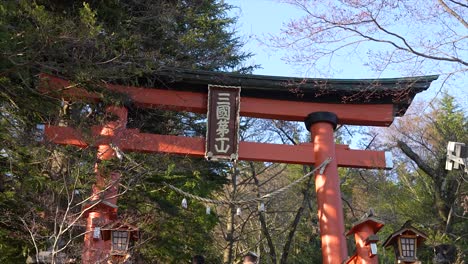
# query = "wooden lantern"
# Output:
<box><xmin>100</xmin><ymin>221</ymin><xmax>139</xmax><ymax>256</ymax></box>
<box><xmin>112</xmin><ymin>230</ymin><xmax>130</xmax><ymax>252</ymax></box>
<box><xmin>383</xmin><ymin>221</ymin><xmax>427</xmax><ymax>264</ymax></box>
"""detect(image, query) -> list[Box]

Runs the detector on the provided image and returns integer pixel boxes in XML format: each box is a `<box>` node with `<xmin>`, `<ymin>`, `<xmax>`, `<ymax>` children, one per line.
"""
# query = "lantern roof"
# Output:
<box><xmin>101</xmin><ymin>220</ymin><xmax>138</xmax><ymax>231</ymax></box>
<box><xmin>141</xmin><ymin>68</ymin><xmax>438</xmax><ymax>116</ymax></box>
<box><xmin>81</xmin><ymin>200</ymin><xmax>118</xmax><ymax>219</ymax></box>
<box><xmin>346</xmin><ymin>216</ymin><xmax>385</xmax><ymax>236</ymax></box>
<box><xmin>383</xmin><ymin>221</ymin><xmax>428</xmax><ymax>248</ymax></box>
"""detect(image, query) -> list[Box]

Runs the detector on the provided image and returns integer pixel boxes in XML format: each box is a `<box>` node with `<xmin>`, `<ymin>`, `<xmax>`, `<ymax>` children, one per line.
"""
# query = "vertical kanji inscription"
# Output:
<box><xmin>205</xmin><ymin>85</ymin><xmax>241</xmax><ymax>161</ymax></box>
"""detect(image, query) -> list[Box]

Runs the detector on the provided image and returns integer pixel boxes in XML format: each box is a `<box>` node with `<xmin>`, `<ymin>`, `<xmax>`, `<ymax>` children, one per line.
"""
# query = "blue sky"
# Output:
<box><xmin>227</xmin><ymin>0</ymin><xmax>299</xmax><ymax>77</ymax></box>
<box><xmin>226</xmin><ymin>0</ymin><xmax>466</xmax><ymax>107</ymax></box>
<box><xmin>227</xmin><ymin>0</ymin><xmax>394</xmax><ymax>78</ymax></box>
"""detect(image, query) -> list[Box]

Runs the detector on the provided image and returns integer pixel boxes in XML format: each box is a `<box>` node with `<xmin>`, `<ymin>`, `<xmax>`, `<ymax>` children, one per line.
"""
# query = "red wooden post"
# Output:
<box><xmin>82</xmin><ymin>106</ymin><xmax>127</xmax><ymax>263</ymax></box>
<box><xmin>306</xmin><ymin>112</ymin><xmax>347</xmax><ymax>263</ymax></box>
<box><xmin>354</xmin><ymin>224</ymin><xmax>377</xmax><ymax>264</ymax></box>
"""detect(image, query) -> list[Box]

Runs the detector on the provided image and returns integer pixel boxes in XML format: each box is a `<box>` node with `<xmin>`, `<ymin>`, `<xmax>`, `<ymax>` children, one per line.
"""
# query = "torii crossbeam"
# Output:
<box><xmin>39</xmin><ymin>70</ymin><xmax>437</xmax><ymax>264</ymax></box>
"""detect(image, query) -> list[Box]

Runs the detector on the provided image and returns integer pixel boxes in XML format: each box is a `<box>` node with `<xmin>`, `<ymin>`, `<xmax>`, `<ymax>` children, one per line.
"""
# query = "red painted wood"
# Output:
<box><xmin>310</xmin><ymin>121</ymin><xmax>347</xmax><ymax>263</ymax></box>
<box><xmin>44</xmin><ymin>125</ymin><xmax>388</xmax><ymax>169</ymax></box>
<box><xmin>241</xmin><ymin>97</ymin><xmax>394</xmax><ymax>126</ymax></box>
<box><xmin>82</xmin><ymin>107</ymin><xmax>127</xmax><ymax>264</ymax></box>
<box><xmin>39</xmin><ymin>74</ymin><xmax>395</xmax><ymax>126</ymax></box>
<box><xmin>346</xmin><ymin>218</ymin><xmax>384</xmax><ymax>264</ymax></box>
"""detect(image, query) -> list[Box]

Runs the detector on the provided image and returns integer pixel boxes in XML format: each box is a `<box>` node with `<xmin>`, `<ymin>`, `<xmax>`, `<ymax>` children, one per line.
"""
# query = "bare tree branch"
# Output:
<box><xmin>397</xmin><ymin>140</ymin><xmax>437</xmax><ymax>178</ymax></box>
<box><xmin>438</xmin><ymin>0</ymin><xmax>468</xmax><ymax>28</ymax></box>
<box><xmin>280</xmin><ymin>173</ymin><xmax>314</xmax><ymax>264</ymax></box>
<box><xmin>449</xmin><ymin>0</ymin><xmax>468</xmax><ymax>8</ymax></box>
<box><xmin>250</xmin><ymin>162</ymin><xmax>277</xmax><ymax>264</ymax></box>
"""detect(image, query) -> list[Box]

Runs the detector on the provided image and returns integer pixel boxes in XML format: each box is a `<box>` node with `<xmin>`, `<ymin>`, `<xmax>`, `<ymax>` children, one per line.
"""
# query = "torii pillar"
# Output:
<box><xmin>82</xmin><ymin>106</ymin><xmax>127</xmax><ymax>263</ymax></box>
<box><xmin>306</xmin><ymin>112</ymin><xmax>347</xmax><ymax>263</ymax></box>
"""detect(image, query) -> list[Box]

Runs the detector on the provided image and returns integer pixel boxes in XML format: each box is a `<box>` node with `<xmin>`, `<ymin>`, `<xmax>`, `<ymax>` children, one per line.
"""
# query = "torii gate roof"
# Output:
<box><xmin>143</xmin><ymin>69</ymin><xmax>438</xmax><ymax>116</ymax></box>
<box><xmin>40</xmin><ymin>70</ymin><xmax>438</xmax><ymax>127</ymax></box>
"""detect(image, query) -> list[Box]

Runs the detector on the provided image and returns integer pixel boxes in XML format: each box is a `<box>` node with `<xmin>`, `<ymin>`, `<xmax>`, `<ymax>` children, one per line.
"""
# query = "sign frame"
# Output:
<box><xmin>205</xmin><ymin>85</ymin><xmax>241</xmax><ymax>161</ymax></box>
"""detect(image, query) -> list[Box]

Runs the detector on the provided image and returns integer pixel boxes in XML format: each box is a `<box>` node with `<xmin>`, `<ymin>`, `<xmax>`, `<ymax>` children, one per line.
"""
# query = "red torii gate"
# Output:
<box><xmin>39</xmin><ymin>70</ymin><xmax>437</xmax><ymax>264</ymax></box>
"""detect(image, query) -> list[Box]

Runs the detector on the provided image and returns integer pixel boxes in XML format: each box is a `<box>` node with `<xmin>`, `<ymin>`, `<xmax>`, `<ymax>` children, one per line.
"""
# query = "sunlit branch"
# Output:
<box><xmin>438</xmin><ymin>0</ymin><xmax>468</xmax><ymax>28</ymax></box>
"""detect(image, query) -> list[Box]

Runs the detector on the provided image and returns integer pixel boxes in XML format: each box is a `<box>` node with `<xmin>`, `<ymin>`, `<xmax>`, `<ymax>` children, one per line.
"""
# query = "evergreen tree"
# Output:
<box><xmin>347</xmin><ymin>94</ymin><xmax>468</xmax><ymax>263</ymax></box>
<box><xmin>0</xmin><ymin>1</ymin><xmax>253</xmax><ymax>262</ymax></box>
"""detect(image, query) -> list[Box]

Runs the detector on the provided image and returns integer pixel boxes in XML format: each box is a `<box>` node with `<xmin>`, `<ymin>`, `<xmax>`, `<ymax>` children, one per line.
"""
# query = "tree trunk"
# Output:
<box><xmin>223</xmin><ymin>166</ymin><xmax>238</xmax><ymax>264</ymax></box>
<box><xmin>250</xmin><ymin>161</ymin><xmax>278</xmax><ymax>264</ymax></box>
<box><xmin>223</xmin><ymin>205</ymin><xmax>236</xmax><ymax>264</ymax></box>
<box><xmin>280</xmin><ymin>166</ymin><xmax>314</xmax><ymax>264</ymax></box>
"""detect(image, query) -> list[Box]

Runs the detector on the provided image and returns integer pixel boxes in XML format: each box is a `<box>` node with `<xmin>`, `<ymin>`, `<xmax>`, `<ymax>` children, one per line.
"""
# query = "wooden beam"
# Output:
<box><xmin>39</xmin><ymin>74</ymin><xmax>394</xmax><ymax>126</ymax></box>
<box><xmin>44</xmin><ymin>125</ymin><xmax>391</xmax><ymax>169</ymax></box>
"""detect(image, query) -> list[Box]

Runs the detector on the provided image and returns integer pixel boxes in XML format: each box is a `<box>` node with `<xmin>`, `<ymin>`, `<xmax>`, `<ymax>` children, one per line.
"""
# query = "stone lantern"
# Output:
<box><xmin>383</xmin><ymin>221</ymin><xmax>427</xmax><ymax>264</ymax></box>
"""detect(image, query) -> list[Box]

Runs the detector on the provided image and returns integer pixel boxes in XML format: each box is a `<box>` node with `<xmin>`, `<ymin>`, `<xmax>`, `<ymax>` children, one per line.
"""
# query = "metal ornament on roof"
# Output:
<box><xmin>205</xmin><ymin>85</ymin><xmax>241</xmax><ymax>162</ymax></box>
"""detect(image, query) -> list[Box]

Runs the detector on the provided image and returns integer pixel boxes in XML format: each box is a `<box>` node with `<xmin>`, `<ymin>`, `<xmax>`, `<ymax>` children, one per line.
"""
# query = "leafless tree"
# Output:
<box><xmin>269</xmin><ymin>0</ymin><xmax>466</xmax><ymax>85</ymax></box>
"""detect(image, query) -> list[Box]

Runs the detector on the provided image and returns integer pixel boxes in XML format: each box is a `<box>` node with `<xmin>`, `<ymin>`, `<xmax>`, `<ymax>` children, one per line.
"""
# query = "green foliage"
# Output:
<box><xmin>0</xmin><ymin>0</ymin><xmax>254</xmax><ymax>262</ymax></box>
<box><xmin>434</xmin><ymin>94</ymin><xmax>468</xmax><ymax>146</ymax></box>
<box><xmin>79</xmin><ymin>2</ymin><xmax>102</xmax><ymax>37</ymax></box>
<box><xmin>346</xmin><ymin>94</ymin><xmax>468</xmax><ymax>262</ymax></box>
<box><xmin>0</xmin><ymin>229</ymin><xmax>28</xmax><ymax>264</ymax></box>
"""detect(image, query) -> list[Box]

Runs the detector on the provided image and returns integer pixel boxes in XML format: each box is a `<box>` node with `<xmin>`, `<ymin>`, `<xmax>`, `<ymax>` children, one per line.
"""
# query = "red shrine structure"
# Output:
<box><xmin>39</xmin><ymin>69</ymin><xmax>437</xmax><ymax>264</ymax></box>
